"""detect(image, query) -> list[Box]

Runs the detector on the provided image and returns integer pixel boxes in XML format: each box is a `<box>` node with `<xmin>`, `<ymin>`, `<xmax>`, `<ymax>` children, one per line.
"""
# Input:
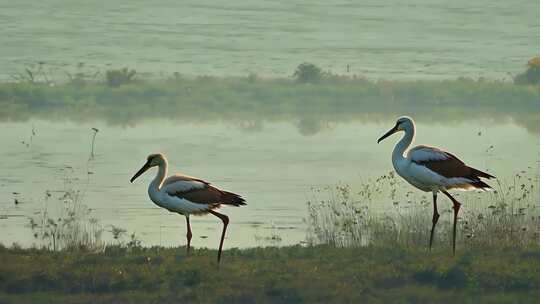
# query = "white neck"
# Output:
<box><xmin>149</xmin><ymin>160</ymin><xmax>168</xmax><ymax>193</ymax></box>
<box><xmin>392</xmin><ymin>126</ymin><xmax>415</xmax><ymax>165</ymax></box>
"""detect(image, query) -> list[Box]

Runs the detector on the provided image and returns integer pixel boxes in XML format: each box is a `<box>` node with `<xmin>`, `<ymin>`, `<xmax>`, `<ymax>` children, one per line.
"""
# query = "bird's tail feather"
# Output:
<box><xmin>220</xmin><ymin>191</ymin><xmax>247</xmax><ymax>206</ymax></box>
<box><xmin>469</xmin><ymin>167</ymin><xmax>495</xmax><ymax>179</ymax></box>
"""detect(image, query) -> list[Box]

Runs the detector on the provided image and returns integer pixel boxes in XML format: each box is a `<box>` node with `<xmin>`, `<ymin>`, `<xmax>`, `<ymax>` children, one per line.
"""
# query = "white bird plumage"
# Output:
<box><xmin>151</xmin><ymin>174</ymin><xmax>212</xmax><ymax>215</ymax></box>
<box><xmin>378</xmin><ymin>116</ymin><xmax>495</xmax><ymax>254</ymax></box>
<box><xmin>130</xmin><ymin>153</ymin><xmax>246</xmax><ymax>263</ymax></box>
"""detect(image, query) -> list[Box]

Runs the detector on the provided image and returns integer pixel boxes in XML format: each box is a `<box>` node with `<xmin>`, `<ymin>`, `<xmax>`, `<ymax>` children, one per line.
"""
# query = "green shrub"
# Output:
<box><xmin>293</xmin><ymin>63</ymin><xmax>324</xmax><ymax>83</ymax></box>
<box><xmin>514</xmin><ymin>56</ymin><xmax>540</xmax><ymax>85</ymax></box>
<box><xmin>105</xmin><ymin>68</ymin><xmax>136</xmax><ymax>87</ymax></box>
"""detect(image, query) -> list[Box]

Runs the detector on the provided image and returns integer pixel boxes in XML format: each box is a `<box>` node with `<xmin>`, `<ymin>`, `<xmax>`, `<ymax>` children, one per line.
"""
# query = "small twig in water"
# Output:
<box><xmin>90</xmin><ymin>128</ymin><xmax>99</xmax><ymax>159</ymax></box>
<box><xmin>25</xmin><ymin>68</ymin><xmax>35</xmax><ymax>83</ymax></box>
<box><xmin>21</xmin><ymin>124</ymin><xmax>37</xmax><ymax>148</ymax></box>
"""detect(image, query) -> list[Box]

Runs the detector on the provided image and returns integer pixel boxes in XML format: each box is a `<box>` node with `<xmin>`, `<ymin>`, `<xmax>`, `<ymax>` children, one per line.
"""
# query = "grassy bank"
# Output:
<box><xmin>0</xmin><ymin>244</ymin><xmax>539</xmax><ymax>303</ymax></box>
<box><xmin>0</xmin><ymin>76</ymin><xmax>539</xmax><ymax>134</ymax></box>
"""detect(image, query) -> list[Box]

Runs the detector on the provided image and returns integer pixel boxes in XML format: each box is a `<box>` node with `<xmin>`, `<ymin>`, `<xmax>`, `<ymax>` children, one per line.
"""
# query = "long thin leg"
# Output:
<box><xmin>442</xmin><ymin>190</ymin><xmax>461</xmax><ymax>256</ymax></box>
<box><xmin>208</xmin><ymin>210</ymin><xmax>229</xmax><ymax>263</ymax></box>
<box><xmin>429</xmin><ymin>191</ymin><xmax>440</xmax><ymax>251</ymax></box>
<box><xmin>185</xmin><ymin>216</ymin><xmax>192</xmax><ymax>253</ymax></box>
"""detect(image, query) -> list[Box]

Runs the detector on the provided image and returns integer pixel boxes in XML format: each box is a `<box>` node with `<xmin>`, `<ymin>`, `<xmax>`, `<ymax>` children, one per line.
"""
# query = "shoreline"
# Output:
<box><xmin>1</xmin><ymin>76</ymin><xmax>538</xmax><ymax>134</ymax></box>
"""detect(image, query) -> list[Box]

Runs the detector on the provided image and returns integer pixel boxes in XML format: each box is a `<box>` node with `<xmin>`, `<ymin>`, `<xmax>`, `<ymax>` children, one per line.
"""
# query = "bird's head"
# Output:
<box><xmin>130</xmin><ymin>153</ymin><xmax>167</xmax><ymax>183</ymax></box>
<box><xmin>377</xmin><ymin>116</ymin><xmax>415</xmax><ymax>143</ymax></box>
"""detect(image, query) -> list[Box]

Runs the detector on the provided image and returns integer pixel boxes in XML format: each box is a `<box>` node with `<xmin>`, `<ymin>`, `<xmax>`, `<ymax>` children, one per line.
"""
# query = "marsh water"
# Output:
<box><xmin>1</xmin><ymin>0</ymin><xmax>539</xmax><ymax>81</ymax></box>
<box><xmin>1</xmin><ymin>0</ymin><xmax>539</xmax><ymax>248</ymax></box>
<box><xmin>1</xmin><ymin>119</ymin><xmax>539</xmax><ymax>248</ymax></box>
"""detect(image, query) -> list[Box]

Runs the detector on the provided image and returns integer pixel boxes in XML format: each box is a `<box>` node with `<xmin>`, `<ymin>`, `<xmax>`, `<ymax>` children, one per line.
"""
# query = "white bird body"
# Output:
<box><xmin>378</xmin><ymin>116</ymin><xmax>494</xmax><ymax>254</ymax></box>
<box><xmin>391</xmin><ymin>135</ymin><xmax>436</xmax><ymax>192</ymax></box>
<box><xmin>388</xmin><ymin>121</ymin><xmax>493</xmax><ymax>193</ymax></box>
<box><xmin>147</xmin><ymin>167</ymin><xmax>214</xmax><ymax>215</ymax></box>
<box><xmin>394</xmin><ymin>159</ymin><xmax>435</xmax><ymax>192</ymax></box>
<box><xmin>131</xmin><ymin>153</ymin><xmax>246</xmax><ymax>263</ymax></box>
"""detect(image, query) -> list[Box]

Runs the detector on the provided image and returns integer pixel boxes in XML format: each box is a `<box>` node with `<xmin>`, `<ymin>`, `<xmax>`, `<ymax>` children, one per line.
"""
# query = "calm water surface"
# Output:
<box><xmin>1</xmin><ymin>1</ymin><xmax>539</xmax><ymax>249</ymax></box>
<box><xmin>1</xmin><ymin>119</ymin><xmax>538</xmax><ymax>248</ymax></box>
<box><xmin>1</xmin><ymin>0</ymin><xmax>539</xmax><ymax>80</ymax></box>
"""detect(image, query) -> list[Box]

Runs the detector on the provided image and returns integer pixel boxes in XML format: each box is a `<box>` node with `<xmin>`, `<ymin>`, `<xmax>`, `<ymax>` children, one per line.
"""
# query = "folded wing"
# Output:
<box><xmin>409</xmin><ymin>145</ymin><xmax>495</xmax><ymax>190</ymax></box>
<box><xmin>162</xmin><ymin>174</ymin><xmax>246</xmax><ymax>207</ymax></box>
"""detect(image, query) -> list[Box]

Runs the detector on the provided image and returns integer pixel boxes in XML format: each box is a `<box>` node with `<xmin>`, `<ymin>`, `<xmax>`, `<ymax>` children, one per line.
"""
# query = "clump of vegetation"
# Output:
<box><xmin>66</xmin><ymin>72</ymin><xmax>88</xmax><ymax>86</ymax></box>
<box><xmin>27</xmin><ymin>168</ymin><xmax>144</xmax><ymax>253</ymax></box>
<box><xmin>66</xmin><ymin>63</ymin><xmax>101</xmax><ymax>86</ymax></box>
<box><xmin>109</xmin><ymin>225</ymin><xmax>127</xmax><ymax>245</ymax></box>
<box><xmin>461</xmin><ymin>171</ymin><xmax>540</xmax><ymax>248</ymax></box>
<box><xmin>28</xmin><ymin>184</ymin><xmax>104</xmax><ymax>252</ymax></box>
<box><xmin>10</xmin><ymin>62</ymin><xmax>58</xmax><ymax>85</ymax></box>
<box><xmin>514</xmin><ymin>56</ymin><xmax>540</xmax><ymax>85</ymax></box>
<box><xmin>105</xmin><ymin>67</ymin><xmax>137</xmax><ymax>87</ymax></box>
<box><xmin>293</xmin><ymin>62</ymin><xmax>325</xmax><ymax>83</ymax></box>
<box><xmin>307</xmin><ymin>172</ymin><xmax>431</xmax><ymax>248</ymax></box>
<box><xmin>246</xmin><ymin>72</ymin><xmax>259</xmax><ymax>83</ymax></box>
<box><xmin>307</xmin><ymin>169</ymin><xmax>540</xmax><ymax>249</ymax></box>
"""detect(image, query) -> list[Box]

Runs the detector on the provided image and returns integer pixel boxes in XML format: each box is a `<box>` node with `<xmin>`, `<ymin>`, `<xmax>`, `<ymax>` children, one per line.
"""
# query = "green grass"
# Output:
<box><xmin>0</xmin><ymin>76</ymin><xmax>539</xmax><ymax>134</ymax></box>
<box><xmin>307</xmin><ymin>170</ymin><xmax>540</xmax><ymax>249</ymax></box>
<box><xmin>0</xmin><ymin>244</ymin><xmax>539</xmax><ymax>303</ymax></box>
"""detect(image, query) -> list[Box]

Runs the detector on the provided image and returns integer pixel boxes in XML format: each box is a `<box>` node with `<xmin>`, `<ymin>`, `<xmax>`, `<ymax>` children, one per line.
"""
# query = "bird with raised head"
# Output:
<box><xmin>130</xmin><ymin>153</ymin><xmax>246</xmax><ymax>263</ymax></box>
<box><xmin>378</xmin><ymin>116</ymin><xmax>495</xmax><ymax>254</ymax></box>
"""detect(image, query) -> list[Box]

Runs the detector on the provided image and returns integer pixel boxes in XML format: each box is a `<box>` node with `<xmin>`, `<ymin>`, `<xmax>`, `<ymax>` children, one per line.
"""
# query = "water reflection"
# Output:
<box><xmin>7</xmin><ymin>109</ymin><xmax>539</xmax><ymax>138</ymax></box>
<box><xmin>1</xmin><ymin>97</ymin><xmax>538</xmax><ymax>136</ymax></box>
<box><xmin>0</xmin><ymin>119</ymin><xmax>538</xmax><ymax>249</ymax></box>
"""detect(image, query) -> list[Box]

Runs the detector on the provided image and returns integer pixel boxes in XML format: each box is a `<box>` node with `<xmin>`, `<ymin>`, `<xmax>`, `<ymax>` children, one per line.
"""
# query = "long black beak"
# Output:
<box><xmin>377</xmin><ymin>124</ymin><xmax>399</xmax><ymax>143</ymax></box>
<box><xmin>130</xmin><ymin>161</ymin><xmax>151</xmax><ymax>183</ymax></box>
